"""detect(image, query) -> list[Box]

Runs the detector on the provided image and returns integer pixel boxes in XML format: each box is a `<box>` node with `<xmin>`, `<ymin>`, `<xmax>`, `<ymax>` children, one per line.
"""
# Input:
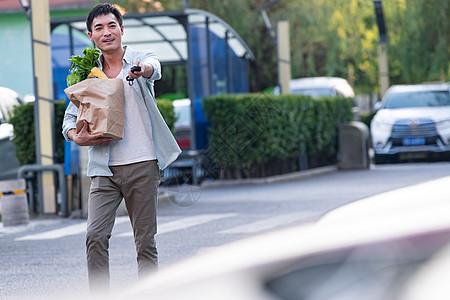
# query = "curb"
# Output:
<box><xmin>200</xmin><ymin>165</ymin><xmax>338</xmax><ymax>188</ymax></box>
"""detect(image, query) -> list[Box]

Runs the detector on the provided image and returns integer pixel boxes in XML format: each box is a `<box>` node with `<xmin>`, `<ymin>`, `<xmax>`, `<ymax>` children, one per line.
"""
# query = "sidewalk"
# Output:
<box><xmin>0</xmin><ymin>217</ymin><xmax>64</xmax><ymax>236</ymax></box>
<box><xmin>200</xmin><ymin>165</ymin><xmax>337</xmax><ymax>188</ymax></box>
<box><xmin>0</xmin><ymin>192</ymin><xmax>176</xmax><ymax>237</ymax></box>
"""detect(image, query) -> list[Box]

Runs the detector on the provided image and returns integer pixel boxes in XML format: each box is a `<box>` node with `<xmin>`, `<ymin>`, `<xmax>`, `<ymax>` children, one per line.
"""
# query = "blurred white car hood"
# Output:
<box><xmin>375</xmin><ymin>106</ymin><xmax>450</xmax><ymax>124</ymax></box>
<box><xmin>101</xmin><ymin>175</ymin><xmax>450</xmax><ymax>300</ymax></box>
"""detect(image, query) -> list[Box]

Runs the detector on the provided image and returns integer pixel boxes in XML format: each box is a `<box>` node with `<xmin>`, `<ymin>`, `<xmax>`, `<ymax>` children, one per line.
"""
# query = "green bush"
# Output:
<box><xmin>10</xmin><ymin>99</ymin><xmax>176</xmax><ymax>166</ymax></box>
<box><xmin>9</xmin><ymin>103</ymin><xmax>35</xmax><ymax>165</ymax></box>
<box><xmin>156</xmin><ymin>99</ymin><xmax>176</xmax><ymax>135</ymax></box>
<box><xmin>203</xmin><ymin>93</ymin><xmax>353</xmax><ymax>179</ymax></box>
<box><xmin>9</xmin><ymin>100</ymin><xmax>66</xmax><ymax>165</ymax></box>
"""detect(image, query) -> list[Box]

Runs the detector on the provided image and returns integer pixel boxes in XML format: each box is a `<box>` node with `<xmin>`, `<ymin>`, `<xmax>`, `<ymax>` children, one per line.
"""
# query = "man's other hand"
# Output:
<box><xmin>68</xmin><ymin>120</ymin><xmax>113</xmax><ymax>146</ymax></box>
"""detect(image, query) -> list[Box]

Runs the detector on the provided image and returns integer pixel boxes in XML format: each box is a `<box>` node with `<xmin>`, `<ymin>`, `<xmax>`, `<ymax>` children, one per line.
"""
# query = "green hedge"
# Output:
<box><xmin>156</xmin><ymin>99</ymin><xmax>176</xmax><ymax>136</ymax></box>
<box><xmin>9</xmin><ymin>100</ymin><xmax>66</xmax><ymax>165</ymax></box>
<box><xmin>8</xmin><ymin>102</ymin><xmax>35</xmax><ymax>165</ymax></box>
<box><xmin>9</xmin><ymin>99</ymin><xmax>175</xmax><ymax>166</ymax></box>
<box><xmin>203</xmin><ymin>93</ymin><xmax>353</xmax><ymax>179</ymax></box>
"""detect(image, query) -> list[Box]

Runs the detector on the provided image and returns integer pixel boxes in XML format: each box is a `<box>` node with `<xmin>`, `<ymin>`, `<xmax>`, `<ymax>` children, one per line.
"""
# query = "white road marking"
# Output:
<box><xmin>117</xmin><ymin>213</ymin><xmax>237</xmax><ymax>237</ymax></box>
<box><xmin>13</xmin><ymin>211</ymin><xmax>305</xmax><ymax>241</ymax></box>
<box><xmin>15</xmin><ymin>218</ymin><xmax>129</xmax><ymax>241</ymax></box>
<box><xmin>219</xmin><ymin>212</ymin><xmax>311</xmax><ymax>234</ymax></box>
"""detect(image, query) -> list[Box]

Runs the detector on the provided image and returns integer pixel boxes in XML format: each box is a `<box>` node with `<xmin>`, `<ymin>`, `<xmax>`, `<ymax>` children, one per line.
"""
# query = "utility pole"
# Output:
<box><xmin>19</xmin><ymin>0</ymin><xmax>56</xmax><ymax>214</ymax></box>
<box><xmin>374</xmin><ymin>1</ymin><xmax>390</xmax><ymax>99</ymax></box>
<box><xmin>276</xmin><ymin>20</ymin><xmax>291</xmax><ymax>95</ymax></box>
<box><xmin>260</xmin><ymin>0</ymin><xmax>291</xmax><ymax>94</ymax></box>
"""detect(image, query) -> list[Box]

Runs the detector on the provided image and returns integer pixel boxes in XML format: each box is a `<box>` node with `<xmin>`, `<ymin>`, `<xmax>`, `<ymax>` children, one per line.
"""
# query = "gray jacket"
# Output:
<box><xmin>62</xmin><ymin>46</ymin><xmax>181</xmax><ymax>176</ymax></box>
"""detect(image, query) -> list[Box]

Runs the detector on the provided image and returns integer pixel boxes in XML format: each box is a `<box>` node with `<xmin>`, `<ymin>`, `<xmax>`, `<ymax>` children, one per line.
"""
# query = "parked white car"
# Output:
<box><xmin>0</xmin><ymin>86</ymin><xmax>22</xmax><ymax>180</ymax></box>
<box><xmin>272</xmin><ymin>77</ymin><xmax>355</xmax><ymax>98</ymax></box>
<box><xmin>0</xmin><ymin>87</ymin><xmax>22</xmax><ymax>140</ymax></box>
<box><xmin>173</xmin><ymin>98</ymin><xmax>191</xmax><ymax>150</ymax></box>
<box><xmin>371</xmin><ymin>83</ymin><xmax>450</xmax><ymax>163</ymax></box>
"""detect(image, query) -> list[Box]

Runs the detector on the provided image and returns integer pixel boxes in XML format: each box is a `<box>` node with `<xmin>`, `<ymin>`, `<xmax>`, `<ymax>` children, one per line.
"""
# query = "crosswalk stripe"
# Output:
<box><xmin>219</xmin><ymin>212</ymin><xmax>311</xmax><ymax>234</ymax></box>
<box><xmin>15</xmin><ymin>218</ymin><xmax>129</xmax><ymax>241</ymax></box>
<box><xmin>117</xmin><ymin>213</ymin><xmax>237</xmax><ymax>237</ymax></box>
<box><xmin>13</xmin><ymin>212</ymin><xmax>304</xmax><ymax>241</ymax></box>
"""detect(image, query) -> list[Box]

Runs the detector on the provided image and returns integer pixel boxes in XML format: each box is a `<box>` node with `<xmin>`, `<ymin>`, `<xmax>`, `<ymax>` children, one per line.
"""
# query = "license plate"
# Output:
<box><xmin>399</xmin><ymin>152</ymin><xmax>427</xmax><ymax>160</ymax></box>
<box><xmin>402</xmin><ymin>137</ymin><xmax>425</xmax><ymax>146</ymax></box>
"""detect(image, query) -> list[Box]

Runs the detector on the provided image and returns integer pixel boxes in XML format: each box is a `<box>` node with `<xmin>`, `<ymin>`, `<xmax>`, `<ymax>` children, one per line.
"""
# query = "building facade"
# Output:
<box><xmin>0</xmin><ymin>0</ymin><xmax>93</xmax><ymax>98</ymax></box>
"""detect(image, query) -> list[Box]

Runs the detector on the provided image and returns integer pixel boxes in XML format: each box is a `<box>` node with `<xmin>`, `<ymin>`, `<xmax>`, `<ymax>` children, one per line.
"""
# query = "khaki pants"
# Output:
<box><xmin>86</xmin><ymin>160</ymin><xmax>160</xmax><ymax>292</ymax></box>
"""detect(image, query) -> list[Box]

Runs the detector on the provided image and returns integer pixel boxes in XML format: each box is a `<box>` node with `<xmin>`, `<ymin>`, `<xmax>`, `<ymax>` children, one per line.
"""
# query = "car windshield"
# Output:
<box><xmin>292</xmin><ymin>88</ymin><xmax>335</xmax><ymax>98</ymax></box>
<box><xmin>383</xmin><ymin>91</ymin><xmax>450</xmax><ymax>109</ymax></box>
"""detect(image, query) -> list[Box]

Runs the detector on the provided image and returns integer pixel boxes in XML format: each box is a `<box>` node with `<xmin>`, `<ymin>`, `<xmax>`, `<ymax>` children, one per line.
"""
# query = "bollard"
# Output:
<box><xmin>339</xmin><ymin>121</ymin><xmax>370</xmax><ymax>170</ymax></box>
<box><xmin>0</xmin><ymin>179</ymin><xmax>29</xmax><ymax>227</ymax></box>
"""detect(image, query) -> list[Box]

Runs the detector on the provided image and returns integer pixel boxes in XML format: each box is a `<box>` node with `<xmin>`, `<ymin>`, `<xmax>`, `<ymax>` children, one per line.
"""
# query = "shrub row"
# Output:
<box><xmin>9</xmin><ymin>100</ymin><xmax>66</xmax><ymax>165</ymax></box>
<box><xmin>9</xmin><ymin>99</ymin><xmax>175</xmax><ymax>166</ymax></box>
<box><xmin>202</xmin><ymin>93</ymin><xmax>353</xmax><ymax>179</ymax></box>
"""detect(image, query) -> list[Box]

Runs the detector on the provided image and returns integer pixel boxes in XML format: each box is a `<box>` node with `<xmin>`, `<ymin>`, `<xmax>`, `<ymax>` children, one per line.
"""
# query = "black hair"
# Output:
<box><xmin>86</xmin><ymin>3</ymin><xmax>123</xmax><ymax>33</ymax></box>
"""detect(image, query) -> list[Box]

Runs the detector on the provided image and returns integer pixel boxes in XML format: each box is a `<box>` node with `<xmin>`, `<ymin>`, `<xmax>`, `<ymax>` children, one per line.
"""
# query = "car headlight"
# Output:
<box><xmin>371</xmin><ymin>117</ymin><xmax>392</xmax><ymax>132</ymax></box>
<box><xmin>436</xmin><ymin>119</ymin><xmax>450</xmax><ymax>130</ymax></box>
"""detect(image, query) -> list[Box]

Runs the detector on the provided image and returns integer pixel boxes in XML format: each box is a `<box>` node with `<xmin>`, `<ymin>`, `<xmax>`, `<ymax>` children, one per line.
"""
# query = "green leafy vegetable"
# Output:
<box><xmin>67</xmin><ymin>45</ymin><xmax>101</xmax><ymax>86</ymax></box>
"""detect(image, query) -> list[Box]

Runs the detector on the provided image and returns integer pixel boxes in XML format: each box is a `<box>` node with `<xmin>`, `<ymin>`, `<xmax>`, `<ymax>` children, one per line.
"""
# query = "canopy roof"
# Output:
<box><xmin>51</xmin><ymin>8</ymin><xmax>255</xmax><ymax>65</ymax></box>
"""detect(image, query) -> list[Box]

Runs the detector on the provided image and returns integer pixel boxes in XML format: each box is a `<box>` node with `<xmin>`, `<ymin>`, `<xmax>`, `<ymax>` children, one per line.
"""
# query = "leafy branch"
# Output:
<box><xmin>66</xmin><ymin>45</ymin><xmax>101</xmax><ymax>86</ymax></box>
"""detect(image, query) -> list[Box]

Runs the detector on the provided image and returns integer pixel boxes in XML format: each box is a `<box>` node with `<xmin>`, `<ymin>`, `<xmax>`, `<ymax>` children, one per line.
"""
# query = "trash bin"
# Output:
<box><xmin>0</xmin><ymin>179</ymin><xmax>29</xmax><ymax>227</ymax></box>
<box><xmin>338</xmin><ymin>121</ymin><xmax>370</xmax><ymax>169</ymax></box>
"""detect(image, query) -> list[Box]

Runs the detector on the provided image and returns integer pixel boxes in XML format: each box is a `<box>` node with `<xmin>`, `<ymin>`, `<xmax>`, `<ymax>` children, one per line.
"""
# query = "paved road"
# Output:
<box><xmin>1</xmin><ymin>162</ymin><xmax>449</xmax><ymax>299</ymax></box>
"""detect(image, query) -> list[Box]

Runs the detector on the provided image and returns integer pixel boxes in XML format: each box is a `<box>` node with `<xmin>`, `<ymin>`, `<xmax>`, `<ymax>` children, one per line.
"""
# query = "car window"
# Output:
<box><xmin>292</xmin><ymin>88</ymin><xmax>336</xmax><ymax>98</ymax></box>
<box><xmin>384</xmin><ymin>91</ymin><xmax>450</xmax><ymax>109</ymax></box>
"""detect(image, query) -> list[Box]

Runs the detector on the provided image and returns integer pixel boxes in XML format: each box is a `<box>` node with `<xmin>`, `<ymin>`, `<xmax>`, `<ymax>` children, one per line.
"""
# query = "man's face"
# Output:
<box><xmin>88</xmin><ymin>13</ymin><xmax>123</xmax><ymax>52</ymax></box>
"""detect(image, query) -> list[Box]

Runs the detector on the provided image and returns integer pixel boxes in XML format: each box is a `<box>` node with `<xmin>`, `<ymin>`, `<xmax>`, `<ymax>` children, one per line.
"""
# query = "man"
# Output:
<box><xmin>62</xmin><ymin>3</ymin><xmax>181</xmax><ymax>292</ymax></box>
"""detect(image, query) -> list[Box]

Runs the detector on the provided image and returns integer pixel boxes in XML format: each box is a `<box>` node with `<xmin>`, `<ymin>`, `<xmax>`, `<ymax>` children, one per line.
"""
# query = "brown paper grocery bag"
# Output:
<box><xmin>64</xmin><ymin>78</ymin><xmax>124</xmax><ymax>140</ymax></box>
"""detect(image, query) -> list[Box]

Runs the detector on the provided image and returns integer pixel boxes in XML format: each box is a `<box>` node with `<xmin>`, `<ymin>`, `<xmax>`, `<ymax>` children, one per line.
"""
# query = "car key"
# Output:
<box><xmin>126</xmin><ymin>66</ymin><xmax>142</xmax><ymax>86</ymax></box>
<box><xmin>131</xmin><ymin>66</ymin><xmax>142</xmax><ymax>73</ymax></box>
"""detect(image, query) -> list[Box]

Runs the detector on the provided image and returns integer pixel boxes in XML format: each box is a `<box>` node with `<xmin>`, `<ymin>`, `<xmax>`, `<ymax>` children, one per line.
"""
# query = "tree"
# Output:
<box><xmin>112</xmin><ymin>0</ymin><xmax>449</xmax><ymax>94</ymax></box>
<box><xmin>387</xmin><ymin>0</ymin><xmax>449</xmax><ymax>84</ymax></box>
<box><xmin>189</xmin><ymin>0</ymin><xmax>381</xmax><ymax>93</ymax></box>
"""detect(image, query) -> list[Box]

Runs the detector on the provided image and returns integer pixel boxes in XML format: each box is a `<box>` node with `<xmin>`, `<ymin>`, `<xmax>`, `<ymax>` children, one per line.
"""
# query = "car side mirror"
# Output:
<box><xmin>373</xmin><ymin>101</ymin><xmax>383</xmax><ymax>111</ymax></box>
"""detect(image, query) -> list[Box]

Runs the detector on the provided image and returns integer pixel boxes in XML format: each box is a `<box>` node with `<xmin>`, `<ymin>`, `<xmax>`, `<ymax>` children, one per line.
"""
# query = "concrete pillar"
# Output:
<box><xmin>277</xmin><ymin>19</ymin><xmax>291</xmax><ymax>95</ymax></box>
<box><xmin>30</xmin><ymin>0</ymin><xmax>56</xmax><ymax>213</ymax></box>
